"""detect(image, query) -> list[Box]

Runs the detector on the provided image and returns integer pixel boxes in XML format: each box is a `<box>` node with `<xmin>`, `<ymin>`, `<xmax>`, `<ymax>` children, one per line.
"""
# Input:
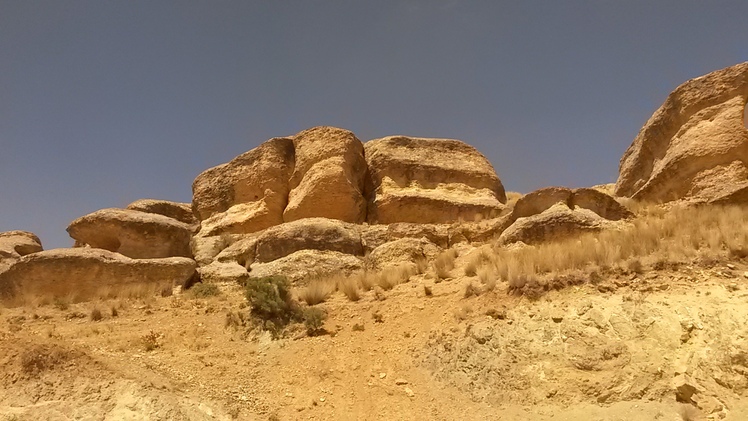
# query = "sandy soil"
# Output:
<box><xmin>2</xmin><ymin>250</ymin><xmax>748</xmax><ymax>421</ymax></box>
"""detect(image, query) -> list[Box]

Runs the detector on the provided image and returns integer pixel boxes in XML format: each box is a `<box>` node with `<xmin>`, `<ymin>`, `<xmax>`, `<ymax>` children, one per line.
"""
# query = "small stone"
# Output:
<box><xmin>551</xmin><ymin>311</ymin><xmax>564</xmax><ymax>323</ymax></box>
<box><xmin>319</xmin><ymin>397</ymin><xmax>325</xmax><ymax>402</ymax></box>
<box><xmin>404</xmin><ymin>387</ymin><xmax>415</xmax><ymax>397</ymax></box>
<box><xmin>395</xmin><ymin>378</ymin><xmax>408</xmax><ymax>385</ymax></box>
<box><xmin>379</xmin><ymin>372</ymin><xmax>387</xmax><ymax>379</ymax></box>
<box><xmin>727</xmin><ymin>264</ymin><xmax>736</xmax><ymax>270</ymax></box>
<box><xmin>743</xmin><ymin>271</ymin><xmax>748</xmax><ymax>279</ymax></box>
<box><xmin>673</xmin><ymin>374</ymin><xmax>701</xmax><ymax>403</ymax></box>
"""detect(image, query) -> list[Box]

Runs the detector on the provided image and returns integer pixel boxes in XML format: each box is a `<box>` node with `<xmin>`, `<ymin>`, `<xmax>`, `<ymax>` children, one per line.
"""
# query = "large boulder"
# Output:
<box><xmin>0</xmin><ymin>231</ymin><xmax>43</xmax><ymax>260</ymax></box>
<box><xmin>192</xmin><ymin>137</ymin><xmax>295</xmax><ymax>233</ymax></box>
<box><xmin>499</xmin><ymin>204</ymin><xmax>614</xmax><ymax>245</ymax></box>
<box><xmin>364</xmin><ymin>237</ymin><xmax>442</xmax><ymax>271</ymax></box>
<box><xmin>254</xmin><ymin>218</ymin><xmax>363</xmax><ymax>263</ymax></box>
<box><xmin>283</xmin><ymin>126</ymin><xmax>367</xmax><ymax>223</ymax></box>
<box><xmin>365</xmin><ymin>136</ymin><xmax>507</xmax><ymax>224</ymax></box>
<box><xmin>512</xmin><ymin>187</ymin><xmax>632</xmax><ymax>221</ymax></box>
<box><xmin>248</xmin><ymin>250</ymin><xmax>363</xmax><ymax>285</ymax></box>
<box><xmin>0</xmin><ymin>248</ymin><xmax>195</xmax><ymax>303</ymax></box>
<box><xmin>615</xmin><ymin>62</ymin><xmax>748</xmax><ymax>203</ymax></box>
<box><xmin>67</xmin><ymin>208</ymin><xmax>193</xmax><ymax>259</ymax></box>
<box><xmin>126</xmin><ymin>199</ymin><xmax>199</xmax><ymax>228</ymax></box>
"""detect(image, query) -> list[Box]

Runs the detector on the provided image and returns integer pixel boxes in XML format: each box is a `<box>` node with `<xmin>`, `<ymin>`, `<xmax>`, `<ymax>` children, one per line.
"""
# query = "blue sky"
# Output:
<box><xmin>2</xmin><ymin>1</ymin><xmax>747</xmax><ymax>249</ymax></box>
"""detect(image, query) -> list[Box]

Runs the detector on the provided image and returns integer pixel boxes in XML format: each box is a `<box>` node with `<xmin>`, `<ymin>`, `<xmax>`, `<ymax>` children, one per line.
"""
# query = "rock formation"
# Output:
<box><xmin>364</xmin><ymin>136</ymin><xmax>507</xmax><ymax>224</ymax></box>
<box><xmin>615</xmin><ymin>62</ymin><xmax>748</xmax><ymax>203</ymax></box>
<box><xmin>126</xmin><ymin>199</ymin><xmax>199</xmax><ymax>228</ymax></box>
<box><xmin>192</xmin><ymin>137</ymin><xmax>295</xmax><ymax>235</ymax></box>
<box><xmin>283</xmin><ymin>126</ymin><xmax>367</xmax><ymax>224</ymax></box>
<box><xmin>0</xmin><ymin>231</ymin><xmax>43</xmax><ymax>260</ymax></box>
<box><xmin>498</xmin><ymin>187</ymin><xmax>631</xmax><ymax>245</ymax></box>
<box><xmin>67</xmin><ymin>208</ymin><xmax>193</xmax><ymax>259</ymax></box>
<box><xmin>0</xmin><ymin>248</ymin><xmax>195</xmax><ymax>303</ymax></box>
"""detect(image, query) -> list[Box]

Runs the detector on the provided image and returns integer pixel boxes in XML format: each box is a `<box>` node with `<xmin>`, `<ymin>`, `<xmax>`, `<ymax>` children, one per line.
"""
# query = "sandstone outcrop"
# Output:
<box><xmin>499</xmin><ymin>203</ymin><xmax>614</xmax><ymax>245</ymax></box>
<box><xmin>283</xmin><ymin>126</ymin><xmax>367</xmax><ymax>223</ymax></box>
<box><xmin>67</xmin><ymin>208</ymin><xmax>193</xmax><ymax>259</ymax></box>
<box><xmin>254</xmin><ymin>218</ymin><xmax>363</xmax><ymax>263</ymax></box>
<box><xmin>0</xmin><ymin>231</ymin><xmax>43</xmax><ymax>260</ymax></box>
<box><xmin>365</xmin><ymin>238</ymin><xmax>441</xmax><ymax>271</ymax></box>
<box><xmin>248</xmin><ymin>250</ymin><xmax>363</xmax><ymax>284</ymax></box>
<box><xmin>512</xmin><ymin>187</ymin><xmax>632</xmax><ymax>221</ymax></box>
<box><xmin>365</xmin><ymin>136</ymin><xmax>507</xmax><ymax>224</ymax></box>
<box><xmin>192</xmin><ymin>137</ymin><xmax>295</xmax><ymax>234</ymax></box>
<box><xmin>126</xmin><ymin>199</ymin><xmax>198</xmax><ymax>228</ymax></box>
<box><xmin>0</xmin><ymin>248</ymin><xmax>195</xmax><ymax>303</ymax></box>
<box><xmin>615</xmin><ymin>62</ymin><xmax>748</xmax><ymax>203</ymax></box>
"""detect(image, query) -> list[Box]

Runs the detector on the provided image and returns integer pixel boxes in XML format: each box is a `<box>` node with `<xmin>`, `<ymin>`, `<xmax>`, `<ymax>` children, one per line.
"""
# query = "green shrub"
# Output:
<box><xmin>303</xmin><ymin>307</ymin><xmax>327</xmax><ymax>336</ymax></box>
<box><xmin>244</xmin><ymin>276</ymin><xmax>301</xmax><ymax>332</ymax></box>
<box><xmin>189</xmin><ymin>282</ymin><xmax>221</xmax><ymax>298</ymax></box>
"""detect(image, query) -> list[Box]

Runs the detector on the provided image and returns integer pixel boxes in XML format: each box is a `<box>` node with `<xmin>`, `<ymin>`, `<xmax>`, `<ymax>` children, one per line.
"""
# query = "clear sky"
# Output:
<box><xmin>2</xmin><ymin>1</ymin><xmax>747</xmax><ymax>249</ymax></box>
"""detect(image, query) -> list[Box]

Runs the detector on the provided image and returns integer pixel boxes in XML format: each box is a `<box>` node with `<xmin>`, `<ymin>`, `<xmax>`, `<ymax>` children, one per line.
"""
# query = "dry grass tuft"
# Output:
<box><xmin>433</xmin><ymin>249</ymin><xmax>457</xmax><ymax>279</ymax></box>
<box><xmin>337</xmin><ymin>275</ymin><xmax>361</xmax><ymax>302</ymax></box>
<box><xmin>90</xmin><ymin>307</ymin><xmax>103</xmax><ymax>321</ymax></box>
<box><xmin>297</xmin><ymin>276</ymin><xmax>336</xmax><ymax>306</ymax></box>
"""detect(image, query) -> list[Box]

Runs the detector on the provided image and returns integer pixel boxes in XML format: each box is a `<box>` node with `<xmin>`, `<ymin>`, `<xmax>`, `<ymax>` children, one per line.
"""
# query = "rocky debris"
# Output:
<box><xmin>615</xmin><ymin>62</ymin><xmax>748</xmax><ymax>203</ymax></box>
<box><xmin>192</xmin><ymin>136</ymin><xmax>295</xmax><ymax>232</ymax></box>
<box><xmin>67</xmin><ymin>208</ymin><xmax>193</xmax><ymax>259</ymax></box>
<box><xmin>673</xmin><ymin>374</ymin><xmax>701</xmax><ymax>403</ymax></box>
<box><xmin>0</xmin><ymin>248</ymin><xmax>195</xmax><ymax>303</ymax></box>
<box><xmin>364</xmin><ymin>136</ymin><xmax>507</xmax><ymax>224</ymax></box>
<box><xmin>283</xmin><ymin>126</ymin><xmax>367</xmax><ymax>224</ymax></box>
<box><xmin>499</xmin><ymin>203</ymin><xmax>614</xmax><ymax>245</ymax></box>
<box><xmin>126</xmin><ymin>199</ymin><xmax>199</xmax><ymax>228</ymax></box>
<box><xmin>0</xmin><ymin>231</ymin><xmax>43</xmax><ymax>260</ymax></box>
<box><xmin>364</xmin><ymin>238</ymin><xmax>441</xmax><ymax>271</ymax></box>
<box><xmin>254</xmin><ymin>218</ymin><xmax>363</xmax><ymax>263</ymax></box>
<box><xmin>248</xmin><ymin>250</ymin><xmax>362</xmax><ymax>284</ymax></box>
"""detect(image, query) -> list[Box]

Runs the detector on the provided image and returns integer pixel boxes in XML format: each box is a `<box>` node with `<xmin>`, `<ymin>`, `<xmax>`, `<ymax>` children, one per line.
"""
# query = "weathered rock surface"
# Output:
<box><xmin>197</xmin><ymin>261</ymin><xmax>250</xmax><ymax>284</ymax></box>
<box><xmin>365</xmin><ymin>136</ymin><xmax>507</xmax><ymax>224</ymax></box>
<box><xmin>67</xmin><ymin>208</ymin><xmax>193</xmax><ymax>259</ymax></box>
<box><xmin>248</xmin><ymin>250</ymin><xmax>362</xmax><ymax>284</ymax></box>
<box><xmin>254</xmin><ymin>218</ymin><xmax>363</xmax><ymax>263</ymax></box>
<box><xmin>615</xmin><ymin>62</ymin><xmax>748</xmax><ymax>203</ymax></box>
<box><xmin>126</xmin><ymin>199</ymin><xmax>199</xmax><ymax>228</ymax></box>
<box><xmin>365</xmin><ymin>238</ymin><xmax>441</xmax><ymax>271</ymax></box>
<box><xmin>283</xmin><ymin>126</ymin><xmax>367</xmax><ymax>223</ymax></box>
<box><xmin>192</xmin><ymin>137</ymin><xmax>295</xmax><ymax>231</ymax></box>
<box><xmin>197</xmin><ymin>192</ymin><xmax>286</xmax><ymax>237</ymax></box>
<box><xmin>499</xmin><ymin>204</ymin><xmax>614</xmax><ymax>245</ymax></box>
<box><xmin>0</xmin><ymin>231</ymin><xmax>43</xmax><ymax>260</ymax></box>
<box><xmin>512</xmin><ymin>187</ymin><xmax>632</xmax><ymax>222</ymax></box>
<box><xmin>0</xmin><ymin>248</ymin><xmax>195</xmax><ymax>302</ymax></box>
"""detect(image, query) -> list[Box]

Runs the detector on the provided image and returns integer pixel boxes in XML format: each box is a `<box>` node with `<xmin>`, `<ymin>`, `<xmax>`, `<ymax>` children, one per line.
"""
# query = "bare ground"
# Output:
<box><xmin>3</xmin><ymin>251</ymin><xmax>748</xmax><ymax>420</ymax></box>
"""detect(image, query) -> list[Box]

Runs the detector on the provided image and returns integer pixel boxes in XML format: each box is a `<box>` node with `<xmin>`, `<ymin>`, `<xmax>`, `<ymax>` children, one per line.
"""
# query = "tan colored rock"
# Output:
<box><xmin>512</xmin><ymin>187</ymin><xmax>572</xmax><ymax>219</ymax></box>
<box><xmin>191</xmin><ymin>136</ymin><xmax>294</xmax><ymax>225</ymax></box>
<box><xmin>499</xmin><ymin>204</ymin><xmax>613</xmax><ymax>245</ymax></box>
<box><xmin>67</xmin><ymin>208</ymin><xmax>193</xmax><ymax>259</ymax></box>
<box><xmin>0</xmin><ymin>248</ymin><xmax>195</xmax><ymax>303</ymax></box>
<box><xmin>254</xmin><ymin>218</ymin><xmax>363</xmax><ymax>263</ymax></box>
<box><xmin>283</xmin><ymin>127</ymin><xmax>367</xmax><ymax>223</ymax></box>
<box><xmin>386</xmin><ymin>223</ymin><xmax>450</xmax><ymax>248</ymax></box>
<box><xmin>197</xmin><ymin>261</ymin><xmax>250</xmax><ymax>284</ymax></box>
<box><xmin>0</xmin><ymin>231</ymin><xmax>43</xmax><ymax>259</ymax></box>
<box><xmin>365</xmin><ymin>238</ymin><xmax>441</xmax><ymax>271</ymax></box>
<box><xmin>126</xmin><ymin>199</ymin><xmax>198</xmax><ymax>227</ymax></box>
<box><xmin>449</xmin><ymin>215</ymin><xmax>515</xmax><ymax>245</ymax></box>
<box><xmin>615</xmin><ymin>62</ymin><xmax>748</xmax><ymax>203</ymax></box>
<box><xmin>571</xmin><ymin>188</ymin><xmax>633</xmax><ymax>221</ymax></box>
<box><xmin>197</xmin><ymin>191</ymin><xmax>285</xmax><ymax>236</ymax></box>
<box><xmin>248</xmin><ymin>250</ymin><xmax>362</xmax><ymax>284</ymax></box>
<box><xmin>365</xmin><ymin>136</ymin><xmax>506</xmax><ymax>224</ymax></box>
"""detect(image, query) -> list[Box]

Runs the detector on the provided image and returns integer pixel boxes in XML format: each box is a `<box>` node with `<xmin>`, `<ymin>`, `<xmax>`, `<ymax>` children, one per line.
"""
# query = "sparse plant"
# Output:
<box><xmin>142</xmin><ymin>330</ymin><xmax>160</xmax><ymax>351</ymax></box>
<box><xmin>20</xmin><ymin>344</ymin><xmax>71</xmax><ymax>375</ymax></box>
<box><xmin>454</xmin><ymin>303</ymin><xmax>473</xmax><ymax>321</ymax></box>
<box><xmin>53</xmin><ymin>297</ymin><xmax>70</xmax><ymax>311</ymax></box>
<box><xmin>352</xmin><ymin>323</ymin><xmax>365</xmax><ymax>332</ymax></box>
<box><xmin>423</xmin><ymin>285</ymin><xmax>433</xmax><ymax>297</ymax></box>
<box><xmin>372</xmin><ymin>311</ymin><xmax>384</xmax><ymax>323</ymax></box>
<box><xmin>90</xmin><ymin>307</ymin><xmax>103</xmax><ymax>321</ymax></box>
<box><xmin>188</xmin><ymin>282</ymin><xmax>221</xmax><ymax>298</ymax></box>
<box><xmin>464</xmin><ymin>283</ymin><xmax>482</xmax><ymax>298</ymax></box>
<box><xmin>464</xmin><ymin>260</ymin><xmax>478</xmax><ymax>277</ymax></box>
<box><xmin>244</xmin><ymin>276</ymin><xmax>301</xmax><ymax>333</ymax></box>
<box><xmin>337</xmin><ymin>276</ymin><xmax>361</xmax><ymax>301</ymax></box>
<box><xmin>303</xmin><ymin>307</ymin><xmax>327</xmax><ymax>336</ymax></box>
<box><xmin>298</xmin><ymin>277</ymin><xmax>335</xmax><ymax>305</ymax></box>
<box><xmin>110</xmin><ymin>305</ymin><xmax>119</xmax><ymax>317</ymax></box>
<box><xmin>432</xmin><ymin>250</ymin><xmax>456</xmax><ymax>279</ymax></box>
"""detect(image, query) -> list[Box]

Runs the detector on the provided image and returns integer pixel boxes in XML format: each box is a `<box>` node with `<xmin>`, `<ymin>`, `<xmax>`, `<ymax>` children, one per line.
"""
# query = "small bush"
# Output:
<box><xmin>90</xmin><ymin>307</ymin><xmax>103</xmax><ymax>321</ymax></box>
<box><xmin>337</xmin><ymin>276</ymin><xmax>361</xmax><ymax>302</ymax></box>
<box><xmin>189</xmin><ymin>282</ymin><xmax>221</xmax><ymax>298</ymax></box>
<box><xmin>20</xmin><ymin>345</ymin><xmax>71</xmax><ymax>374</ymax></box>
<box><xmin>432</xmin><ymin>250</ymin><xmax>456</xmax><ymax>279</ymax></box>
<box><xmin>53</xmin><ymin>297</ymin><xmax>69</xmax><ymax>311</ymax></box>
<box><xmin>142</xmin><ymin>330</ymin><xmax>160</xmax><ymax>352</ymax></box>
<box><xmin>298</xmin><ymin>278</ymin><xmax>335</xmax><ymax>305</ymax></box>
<box><xmin>303</xmin><ymin>307</ymin><xmax>327</xmax><ymax>336</ymax></box>
<box><xmin>464</xmin><ymin>283</ymin><xmax>482</xmax><ymax>298</ymax></box>
<box><xmin>244</xmin><ymin>276</ymin><xmax>301</xmax><ymax>331</ymax></box>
